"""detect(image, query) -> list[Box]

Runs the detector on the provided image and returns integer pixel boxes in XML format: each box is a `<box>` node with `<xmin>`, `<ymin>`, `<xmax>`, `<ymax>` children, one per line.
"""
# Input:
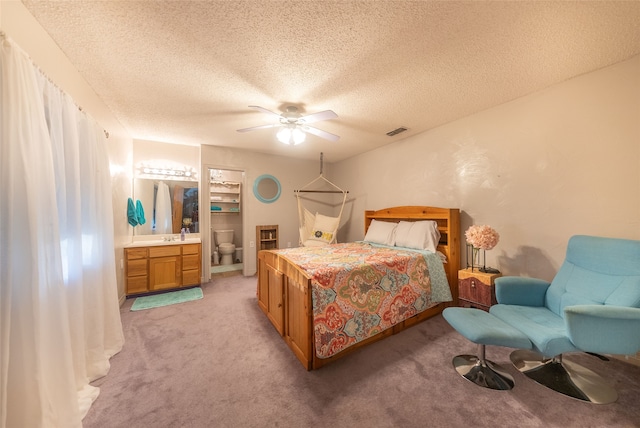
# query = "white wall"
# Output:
<box><xmin>1</xmin><ymin>1</ymin><xmax>133</xmax><ymax>301</ymax></box>
<box><xmin>334</xmin><ymin>55</ymin><xmax>640</xmax><ymax>282</ymax></box>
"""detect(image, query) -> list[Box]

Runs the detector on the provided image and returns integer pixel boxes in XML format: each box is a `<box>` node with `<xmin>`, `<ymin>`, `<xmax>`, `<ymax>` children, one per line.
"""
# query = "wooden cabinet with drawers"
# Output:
<box><xmin>458</xmin><ymin>268</ymin><xmax>501</xmax><ymax>312</ymax></box>
<box><xmin>181</xmin><ymin>243</ymin><xmax>202</xmax><ymax>287</ymax></box>
<box><xmin>125</xmin><ymin>242</ymin><xmax>202</xmax><ymax>296</ymax></box>
<box><xmin>125</xmin><ymin>247</ymin><xmax>149</xmax><ymax>295</ymax></box>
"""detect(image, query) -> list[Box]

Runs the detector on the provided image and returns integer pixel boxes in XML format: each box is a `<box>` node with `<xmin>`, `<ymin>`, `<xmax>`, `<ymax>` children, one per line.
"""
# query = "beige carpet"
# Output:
<box><xmin>83</xmin><ymin>275</ymin><xmax>640</xmax><ymax>427</ymax></box>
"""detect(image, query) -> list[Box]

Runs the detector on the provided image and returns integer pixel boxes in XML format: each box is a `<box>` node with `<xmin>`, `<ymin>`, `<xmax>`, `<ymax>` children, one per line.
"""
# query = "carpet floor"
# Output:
<box><xmin>83</xmin><ymin>275</ymin><xmax>640</xmax><ymax>428</ymax></box>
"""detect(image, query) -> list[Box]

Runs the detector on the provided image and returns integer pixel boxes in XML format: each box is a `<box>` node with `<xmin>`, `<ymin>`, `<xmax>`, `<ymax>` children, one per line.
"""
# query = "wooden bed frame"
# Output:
<box><xmin>257</xmin><ymin>206</ymin><xmax>460</xmax><ymax>370</ymax></box>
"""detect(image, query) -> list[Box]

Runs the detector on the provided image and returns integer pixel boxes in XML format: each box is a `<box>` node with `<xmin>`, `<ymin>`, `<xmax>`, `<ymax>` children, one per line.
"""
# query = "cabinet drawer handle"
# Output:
<box><xmin>278</xmin><ymin>303</ymin><xmax>282</xmax><ymax>308</ymax></box>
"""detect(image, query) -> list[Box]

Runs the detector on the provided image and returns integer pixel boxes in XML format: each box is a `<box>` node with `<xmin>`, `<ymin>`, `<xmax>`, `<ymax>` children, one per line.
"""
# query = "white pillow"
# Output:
<box><xmin>306</xmin><ymin>213</ymin><xmax>340</xmax><ymax>244</ymax></box>
<box><xmin>363</xmin><ymin>219</ymin><xmax>398</xmax><ymax>246</ymax></box>
<box><xmin>394</xmin><ymin>220</ymin><xmax>441</xmax><ymax>253</ymax></box>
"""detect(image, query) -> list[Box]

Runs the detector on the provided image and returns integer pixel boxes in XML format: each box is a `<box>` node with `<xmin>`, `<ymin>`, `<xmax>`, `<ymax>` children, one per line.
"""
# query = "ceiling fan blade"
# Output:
<box><xmin>303</xmin><ymin>125</ymin><xmax>340</xmax><ymax>142</ymax></box>
<box><xmin>237</xmin><ymin>123</ymin><xmax>281</xmax><ymax>133</ymax></box>
<box><xmin>298</xmin><ymin>109</ymin><xmax>338</xmax><ymax>124</ymax></box>
<box><xmin>248</xmin><ymin>105</ymin><xmax>283</xmax><ymax>120</ymax></box>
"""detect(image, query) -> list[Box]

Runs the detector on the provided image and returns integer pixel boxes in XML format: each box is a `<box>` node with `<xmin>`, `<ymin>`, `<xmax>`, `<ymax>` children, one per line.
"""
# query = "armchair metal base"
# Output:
<box><xmin>452</xmin><ymin>344</ymin><xmax>515</xmax><ymax>390</ymax></box>
<box><xmin>510</xmin><ymin>349</ymin><xmax>618</xmax><ymax>404</ymax></box>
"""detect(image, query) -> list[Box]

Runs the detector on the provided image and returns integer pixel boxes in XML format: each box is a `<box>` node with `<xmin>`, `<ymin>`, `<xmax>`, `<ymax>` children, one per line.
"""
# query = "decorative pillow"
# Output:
<box><xmin>306</xmin><ymin>213</ymin><xmax>340</xmax><ymax>244</ymax></box>
<box><xmin>394</xmin><ymin>220</ymin><xmax>441</xmax><ymax>253</ymax></box>
<box><xmin>363</xmin><ymin>219</ymin><xmax>398</xmax><ymax>246</ymax></box>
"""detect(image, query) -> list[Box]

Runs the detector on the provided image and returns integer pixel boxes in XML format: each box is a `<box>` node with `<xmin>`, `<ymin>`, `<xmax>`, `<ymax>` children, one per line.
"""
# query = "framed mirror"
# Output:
<box><xmin>134</xmin><ymin>178</ymin><xmax>199</xmax><ymax>235</ymax></box>
<box><xmin>253</xmin><ymin>174</ymin><xmax>281</xmax><ymax>204</ymax></box>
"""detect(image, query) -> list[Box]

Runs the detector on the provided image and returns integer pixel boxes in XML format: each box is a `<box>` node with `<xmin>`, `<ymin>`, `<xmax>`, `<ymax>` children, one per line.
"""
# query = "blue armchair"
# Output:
<box><xmin>490</xmin><ymin>235</ymin><xmax>640</xmax><ymax>403</ymax></box>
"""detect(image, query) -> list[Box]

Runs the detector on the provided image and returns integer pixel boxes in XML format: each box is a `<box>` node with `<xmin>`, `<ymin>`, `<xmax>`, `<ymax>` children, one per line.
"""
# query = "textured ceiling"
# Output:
<box><xmin>21</xmin><ymin>1</ymin><xmax>640</xmax><ymax>162</ymax></box>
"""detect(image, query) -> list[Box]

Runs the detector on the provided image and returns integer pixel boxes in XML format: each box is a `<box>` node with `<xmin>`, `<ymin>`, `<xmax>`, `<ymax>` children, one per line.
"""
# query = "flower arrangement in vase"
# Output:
<box><xmin>465</xmin><ymin>225</ymin><xmax>500</xmax><ymax>273</ymax></box>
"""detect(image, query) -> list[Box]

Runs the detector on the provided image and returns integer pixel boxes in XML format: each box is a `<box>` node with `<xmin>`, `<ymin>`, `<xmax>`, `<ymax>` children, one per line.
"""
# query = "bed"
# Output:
<box><xmin>257</xmin><ymin>206</ymin><xmax>460</xmax><ymax>370</ymax></box>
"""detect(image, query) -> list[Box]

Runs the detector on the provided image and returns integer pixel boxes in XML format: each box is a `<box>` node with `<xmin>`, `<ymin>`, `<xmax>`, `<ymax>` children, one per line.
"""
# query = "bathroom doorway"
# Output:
<box><xmin>205</xmin><ymin>166</ymin><xmax>245</xmax><ymax>278</ymax></box>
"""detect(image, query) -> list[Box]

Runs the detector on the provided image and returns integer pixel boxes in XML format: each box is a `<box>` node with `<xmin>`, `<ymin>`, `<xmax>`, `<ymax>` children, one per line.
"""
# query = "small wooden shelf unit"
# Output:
<box><xmin>256</xmin><ymin>225</ymin><xmax>279</xmax><ymax>264</ymax></box>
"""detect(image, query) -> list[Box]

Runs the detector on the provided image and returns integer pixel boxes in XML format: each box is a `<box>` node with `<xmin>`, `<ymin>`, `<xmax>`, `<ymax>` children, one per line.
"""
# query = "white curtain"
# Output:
<box><xmin>0</xmin><ymin>35</ymin><xmax>124</xmax><ymax>427</ymax></box>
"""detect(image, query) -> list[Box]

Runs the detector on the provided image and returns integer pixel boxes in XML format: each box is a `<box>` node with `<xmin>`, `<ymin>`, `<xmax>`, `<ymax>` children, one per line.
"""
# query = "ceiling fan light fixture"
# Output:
<box><xmin>276</xmin><ymin>126</ymin><xmax>291</xmax><ymax>144</ymax></box>
<box><xmin>292</xmin><ymin>127</ymin><xmax>306</xmax><ymax>145</ymax></box>
<box><xmin>277</xmin><ymin>125</ymin><xmax>306</xmax><ymax>145</ymax></box>
<box><xmin>239</xmin><ymin>105</ymin><xmax>337</xmax><ymax>144</ymax></box>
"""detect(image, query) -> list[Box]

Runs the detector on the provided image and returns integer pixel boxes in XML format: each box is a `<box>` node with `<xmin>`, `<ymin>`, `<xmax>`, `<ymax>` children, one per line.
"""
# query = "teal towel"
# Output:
<box><xmin>127</xmin><ymin>198</ymin><xmax>138</xmax><ymax>226</ymax></box>
<box><xmin>135</xmin><ymin>200</ymin><xmax>146</xmax><ymax>225</ymax></box>
<box><xmin>211</xmin><ymin>205</ymin><xmax>222</xmax><ymax>211</ymax></box>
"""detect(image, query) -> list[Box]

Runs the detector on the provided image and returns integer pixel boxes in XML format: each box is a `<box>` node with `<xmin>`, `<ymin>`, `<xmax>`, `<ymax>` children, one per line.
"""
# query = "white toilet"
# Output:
<box><xmin>214</xmin><ymin>229</ymin><xmax>236</xmax><ymax>265</ymax></box>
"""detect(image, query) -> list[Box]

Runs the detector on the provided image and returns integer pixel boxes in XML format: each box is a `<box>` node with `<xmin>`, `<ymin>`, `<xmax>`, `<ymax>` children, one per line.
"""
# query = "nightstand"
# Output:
<box><xmin>458</xmin><ymin>268</ymin><xmax>502</xmax><ymax>312</ymax></box>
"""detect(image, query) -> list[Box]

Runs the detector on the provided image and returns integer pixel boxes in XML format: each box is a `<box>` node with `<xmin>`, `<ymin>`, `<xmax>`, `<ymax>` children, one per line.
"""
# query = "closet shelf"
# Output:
<box><xmin>210</xmin><ymin>189</ymin><xmax>240</xmax><ymax>195</ymax></box>
<box><xmin>210</xmin><ymin>198</ymin><xmax>239</xmax><ymax>203</ymax></box>
<box><xmin>211</xmin><ymin>209</ymin><xmax>240</xmax><ymax>214</ymax></box>
<box><xmin>210</xmin><ymin>181</ymin><xmax>241</xmax><ymax>215</ymax></box>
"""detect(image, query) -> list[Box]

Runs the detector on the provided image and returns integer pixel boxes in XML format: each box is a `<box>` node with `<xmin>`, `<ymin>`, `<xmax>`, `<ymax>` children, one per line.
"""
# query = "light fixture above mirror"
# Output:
<box><xmin>135</xmin><ymin>162</ymin><xmax>198</xmax><ymax>181</ymax></box>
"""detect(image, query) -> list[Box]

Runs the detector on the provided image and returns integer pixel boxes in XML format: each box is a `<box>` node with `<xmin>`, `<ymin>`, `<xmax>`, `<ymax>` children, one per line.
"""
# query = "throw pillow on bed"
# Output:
<box><xmin>306</xmin><ymin>213</ymin><xmax>340</xmax><ymax>244</ymax></box>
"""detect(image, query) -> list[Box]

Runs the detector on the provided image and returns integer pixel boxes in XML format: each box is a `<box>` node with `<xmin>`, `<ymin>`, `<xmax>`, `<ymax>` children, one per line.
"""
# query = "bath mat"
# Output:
<box><xmin>131</xmin><ymin>287</ymin><xmax>203</xmax><ymax>311</ymax></box>
<box><xmin>211</xmin><ymin>263</ymin><xmax>243</xmax><ymax>274</ymax></box>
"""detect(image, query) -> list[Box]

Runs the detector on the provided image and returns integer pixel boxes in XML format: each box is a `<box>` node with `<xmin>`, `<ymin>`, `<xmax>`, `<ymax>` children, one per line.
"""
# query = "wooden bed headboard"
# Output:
<box><xmin>364</xmin><ymin>206</ymin><xmax>461</xmax><ymax>302</ymax></box>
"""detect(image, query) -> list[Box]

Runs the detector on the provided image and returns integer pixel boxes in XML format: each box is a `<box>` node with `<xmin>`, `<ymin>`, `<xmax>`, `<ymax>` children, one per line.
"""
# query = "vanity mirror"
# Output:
<box><xmin>134</xmin><ymin>178</ymin><xmax>199</xmax><ymax>235</ymax></box>
<box><xmin>253</xmin><ymin>174</ymin><xmax>281</xmax><ymax>204</ymax></box>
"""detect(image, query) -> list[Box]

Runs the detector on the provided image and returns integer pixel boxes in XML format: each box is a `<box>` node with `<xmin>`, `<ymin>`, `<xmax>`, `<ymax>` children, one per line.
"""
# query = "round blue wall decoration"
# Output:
<box><xmin>253</xmin><ymin>174</ymin><xmax>281</xmax><ymax>203</ymax></box>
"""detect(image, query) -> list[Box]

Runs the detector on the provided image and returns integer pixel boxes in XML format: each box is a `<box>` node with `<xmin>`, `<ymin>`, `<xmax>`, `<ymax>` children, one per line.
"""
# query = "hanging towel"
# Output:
<box><xmin>127</xmin><ymin>198</ymin><xmax>138</xmax><ymax>226</ymax></box>
<box><xmin>135</xmin><ymin>199</ymin><xmax>146</xmax><ymax>225</ymax></box>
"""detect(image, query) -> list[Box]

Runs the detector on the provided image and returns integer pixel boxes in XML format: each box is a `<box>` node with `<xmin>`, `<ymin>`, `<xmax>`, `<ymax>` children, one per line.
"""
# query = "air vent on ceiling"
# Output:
<box><xmin>386</xmin><ymin>127</ymin><xmax>408</xmax><ymax>137</ymax></box>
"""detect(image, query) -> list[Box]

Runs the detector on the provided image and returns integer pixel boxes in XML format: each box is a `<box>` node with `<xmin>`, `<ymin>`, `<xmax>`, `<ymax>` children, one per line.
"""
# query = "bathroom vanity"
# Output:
<box><xmin>124</xmin><ymin>240</ymin><xmax>202</xmax><ymax>296</ymax></box>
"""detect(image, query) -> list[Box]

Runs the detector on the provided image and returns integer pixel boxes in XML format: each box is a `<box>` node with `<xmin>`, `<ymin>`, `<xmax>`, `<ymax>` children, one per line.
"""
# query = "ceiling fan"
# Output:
<box><xmin>236</xmin><ymin>105</ymin><xmax>340</xmax><ymax>145</ymax></box>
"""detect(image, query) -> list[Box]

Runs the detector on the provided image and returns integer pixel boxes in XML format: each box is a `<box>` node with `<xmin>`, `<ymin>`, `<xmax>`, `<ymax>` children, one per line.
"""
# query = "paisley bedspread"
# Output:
<box><xmin>274</xmin><ymin>242</ymin><xmax>452</xmax><ymax>359</ymax></box>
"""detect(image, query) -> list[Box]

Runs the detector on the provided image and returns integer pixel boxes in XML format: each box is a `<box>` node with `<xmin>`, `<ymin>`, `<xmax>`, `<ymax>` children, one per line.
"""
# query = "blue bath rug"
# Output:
<box><xmin>131</xmin><ymin>287</ymin><xmax>203</xmax><ymax>311</ymax></box>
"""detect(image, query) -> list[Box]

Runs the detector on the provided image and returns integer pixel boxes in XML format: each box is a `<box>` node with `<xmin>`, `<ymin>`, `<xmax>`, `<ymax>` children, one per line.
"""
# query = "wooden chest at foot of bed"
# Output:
<box><xmin>258</xmin><ymin>247</ymin><xmax>450</xmax><ymax>370</ymax></box>
<box><xmin>258</xmin><ymin>249</ymin><xmax>312</xmax><ymax>368</ymax></box>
